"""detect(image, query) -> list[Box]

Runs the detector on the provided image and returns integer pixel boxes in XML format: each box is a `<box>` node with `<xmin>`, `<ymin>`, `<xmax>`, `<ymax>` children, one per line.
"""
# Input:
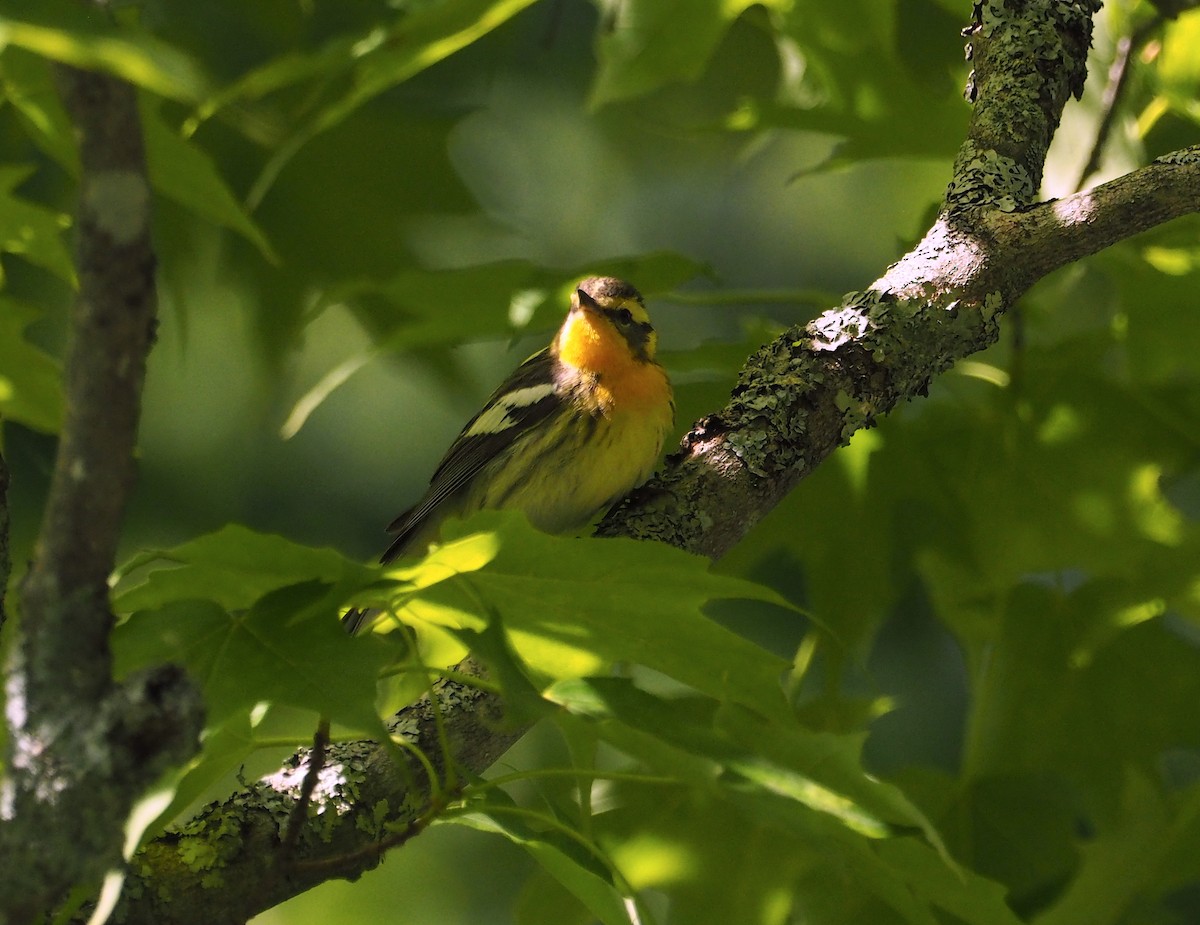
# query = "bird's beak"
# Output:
<box><xmin>575</xmin><ymin>288</ymin><xmax>602</xmax><ymax>315</ymax></box>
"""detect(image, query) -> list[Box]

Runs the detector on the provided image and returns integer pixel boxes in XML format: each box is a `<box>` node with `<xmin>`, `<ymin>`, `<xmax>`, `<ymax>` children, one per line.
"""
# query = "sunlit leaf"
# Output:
<box><xmin>389</xmin><ymin>512</ymin><xmax>794</xmax><ymax>717</ymax></box>
<box><xmin>447</xmin><ymin>796</ymin><xmax>636</xmax><ymax>925</ymax></box>
<box><xmin>0</xmin><ymin>0</ymin><xmax>208</xmax><ymax>101</ymax></box>
<box><xmin>547</xmin><ymin>677</ymin><xmax>940</xmax><ymax>847</ymax></box>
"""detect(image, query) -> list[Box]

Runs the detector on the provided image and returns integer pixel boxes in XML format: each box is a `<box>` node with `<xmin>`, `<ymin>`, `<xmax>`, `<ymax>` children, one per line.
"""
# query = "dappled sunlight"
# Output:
<box><xmin>1128</xmin><ymin>463</ymin><xmax>1184</xmax><ymax>546</ymax></box>
<box><xmin>385</xmin><ymin>528</ymin><xmax>502</xmax><ymax>591</ymax></box>
<box><xmin>610</xmin><ymin>833</ymin><xmax>699</xmax><ymax>887</ymax></box>
<box><xmin>1051</xmin><ymin>189</ymin><xmax>1098</xmax><ymax>226</ymax></box>
<box><xmin>505</xmin><ymin>627</ymin><xmax>608</xmax><ymax>680</ymax></box>
<box><xmin>1036</xmin><ymin>404</ymin><xmax>1084</xmax><ymax>445</ymax></box>
<box><xmin>955</xmin><ymin>359</ymin><xmax>1011</xmax><ymax>389</ymax></box>
<box><xmin>837</xmin><ymin>427</ymin><xmax>882</xmax><ymax>498</ymax></box>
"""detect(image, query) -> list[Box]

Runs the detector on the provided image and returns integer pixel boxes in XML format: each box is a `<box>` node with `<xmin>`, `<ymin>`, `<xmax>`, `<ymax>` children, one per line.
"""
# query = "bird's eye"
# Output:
<box><xmin>615</xmin><ymin>307</ymin><xmax>634</xmax><ymax>326</ymax></box>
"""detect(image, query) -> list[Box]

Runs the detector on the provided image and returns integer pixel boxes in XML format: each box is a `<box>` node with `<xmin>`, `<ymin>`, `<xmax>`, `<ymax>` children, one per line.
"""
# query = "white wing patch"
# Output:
<box><xmin>464</xmin><ymin>383</ymin><xmax>557</xmax><ymax>437</ymax></box>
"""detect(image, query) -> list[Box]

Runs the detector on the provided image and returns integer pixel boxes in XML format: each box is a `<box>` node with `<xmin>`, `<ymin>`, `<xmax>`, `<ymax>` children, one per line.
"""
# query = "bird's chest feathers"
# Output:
<box><xmin>555</xmin><ymin>316</ymin><xmax>667</xmax><ymax>416</ymax></box>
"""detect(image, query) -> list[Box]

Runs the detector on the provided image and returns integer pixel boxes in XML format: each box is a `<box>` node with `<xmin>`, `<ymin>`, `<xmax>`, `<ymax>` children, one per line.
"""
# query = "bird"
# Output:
<box><xmin>343</xmin><ymin>276</ymin><xmax>674</xmax><ymax>634</ymax></box>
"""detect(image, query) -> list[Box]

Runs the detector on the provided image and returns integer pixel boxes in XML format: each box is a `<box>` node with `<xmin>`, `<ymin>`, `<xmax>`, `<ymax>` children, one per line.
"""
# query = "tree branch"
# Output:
<box><xmin>0</xmin><ymin>445</ymin><xmax>9</xmax><ymax>634</ymax></box>
<box><xmin>111</xmin><ymin>1</ymin><xmax>1200</xmax><ymax>920</ymax></box>
<box><xmin>1073</xmin><ymin>14</ymin><xmax>1163</xmax><ymax>192</ymax></box>
<box><xmin>997</xmin><ymin>146</ymin><xmax>1200</xmax><ymax>286</ymax></box>
<box><xmin>0</xmin><ymin>64</ymin><xmax>203</xmax><ymax>923</ymax></box>
<box><xmin>117</xmin><ymin>662</ymin><xmax>517</xmax><ymax>925</ymax></box>
<box><xmin>601</xmin><ymin>0</ymin><xmax>1132</xmax><ymax>558</ymax></box>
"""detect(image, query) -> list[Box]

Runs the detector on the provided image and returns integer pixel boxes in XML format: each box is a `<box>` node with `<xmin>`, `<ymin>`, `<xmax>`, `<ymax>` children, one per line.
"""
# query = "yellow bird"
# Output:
<box><xmin>345</xmin><ymin>276</ymin><xmax>673</xmax><ymax>633</ymax></box>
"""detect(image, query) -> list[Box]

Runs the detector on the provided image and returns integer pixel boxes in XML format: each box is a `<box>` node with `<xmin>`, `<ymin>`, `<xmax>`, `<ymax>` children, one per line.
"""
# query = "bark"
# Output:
<box><xmin>119</xmin><ymin>661</ymin><xmax>516</xmax><ymax>925</ymax></box>
<box><xmin>0</xmin><ymin>64</ymin><xmax>203</xmax><ymax>924</ymax></box>
<box><xmin>0</xmin><ymin>448</ymin><xmax>9</xmax><ymax>633</ymax></box>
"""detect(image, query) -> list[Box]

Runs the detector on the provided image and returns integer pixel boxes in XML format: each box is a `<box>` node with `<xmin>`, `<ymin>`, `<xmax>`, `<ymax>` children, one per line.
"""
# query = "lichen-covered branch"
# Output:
<box><xmin>0</xmin><ymin>445</ymin><xmax>9</xmax><ymax>633</ymax></box>
<box><xmin>115</xmin><ymin>662</ymin><xmax>518</xmax><ymax>925</ymax></box>
<box><xmin>0</xmin><ymin>65</ymin><xmax>203</xmax><ymax>923</ymax></box>
<box><xmin>993</xmin><ymin>146</ymin><xmax>1200</xmax><ymax>287</ymax></box>
<box><xmin>601</xmin><ymin>0</ymin><xmax>1197</xmax><ymax>559</ymax></box>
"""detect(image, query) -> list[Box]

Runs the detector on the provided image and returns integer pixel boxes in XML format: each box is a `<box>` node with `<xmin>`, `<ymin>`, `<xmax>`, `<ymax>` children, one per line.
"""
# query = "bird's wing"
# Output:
<box><xmin>381</xmin><ymin>347</ymin><xmax>564</xmax><ymax>561</ymax></box>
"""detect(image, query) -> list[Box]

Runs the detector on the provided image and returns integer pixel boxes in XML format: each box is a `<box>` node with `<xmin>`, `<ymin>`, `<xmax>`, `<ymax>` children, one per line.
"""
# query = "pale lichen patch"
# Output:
<box><xmin>84</xmin><ymin>171</ymin><xmax>150</xmax><ymax>246</ymax></box>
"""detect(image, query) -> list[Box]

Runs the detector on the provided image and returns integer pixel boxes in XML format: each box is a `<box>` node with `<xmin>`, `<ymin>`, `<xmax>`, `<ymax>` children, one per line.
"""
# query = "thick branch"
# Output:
<box><xmin>116</xmin><ymin>662</ymin><xmax>518</xmax><ymax>925</ymax></box>
<box><xmin>0</xmin><ymin>65</ymin><xmax>203</xmax><ymax>922</ymax></box>
<box><xmin>600</xmin><ymin>0</ymin><xmax>1114</xmax><ymax>558</ymax></box>
<box><xmin>0</xmin><ymin>446</ymin><xmax>9</xmax><ymax>633</ymax></box>
<box><xmin>999</xmin><ymin>147</ymin><xmax>1200</xmax><ymax>285</ymax></box>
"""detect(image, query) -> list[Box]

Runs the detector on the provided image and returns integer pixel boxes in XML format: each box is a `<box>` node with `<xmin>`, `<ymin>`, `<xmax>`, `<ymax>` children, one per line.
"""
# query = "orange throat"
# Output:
<box><xmin>556</xmin><ymin>311</ymin><xmax>671</xmax><ymax>416</ymax></box>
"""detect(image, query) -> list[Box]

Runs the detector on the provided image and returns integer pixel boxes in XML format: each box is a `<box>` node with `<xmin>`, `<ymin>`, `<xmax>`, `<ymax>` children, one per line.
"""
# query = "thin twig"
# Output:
<box><xmin>280</xmin><ymin>719</ymin><xmax>331</xmax><ymax>858</ymax></box>
<box><xmin>1075</xmin><ymin>16</ymin><xmax>1163</xmax><ymax>192</ymax></box>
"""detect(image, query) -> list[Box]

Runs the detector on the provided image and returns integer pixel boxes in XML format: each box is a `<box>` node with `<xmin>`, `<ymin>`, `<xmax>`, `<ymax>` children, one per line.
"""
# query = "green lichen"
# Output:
<box><xmin>811</xmin><ymin>306</ymin><xmax>874</xmax><ymax>352</ymax></box>
<box><xmin>955</xmin><ymin>1</ymin><xmax>1099</xmax><ymax>210</ymax></box>
<box><xmin>1154</xmin><ymin>146</ymin><xmax>1200</xmax><ymax>166</ymax></box>
<box><xmin>177</xmin><ymin>837</ymin><xmax>219</xmax><ymax>870</ymax></box>
<box><xmin>947</xmin><ymin>142</ymin><xmax>1036</xmax><ymax>212</ymax></box>
<box><xmin>724</xmin><ymin>430</ymin><xmax>771</xmax><ymax>477</ymax></box>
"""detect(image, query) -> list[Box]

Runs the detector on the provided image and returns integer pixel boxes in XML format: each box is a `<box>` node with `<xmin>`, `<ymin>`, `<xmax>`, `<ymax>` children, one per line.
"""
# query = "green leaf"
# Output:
<box><xmin>742</xmin><ymin>0</ymin><xmax>968</xmax><ymax>164</ymax></box>
<box><xmin>590</xmin><ymin>0</ymin><xmax>789</xmax><ymax>107</ymax></box>
<box><xmin>112</xmin><ymin>523</ymin><xmax>375</xmax><ymax>614</ymax></box>
<box><xmin>515</xmin><ymin>868</ymin><xmax>595</xmax><ymax>925</ymax></box>
<box><xmin>0</xmin><ymin>0</ymin><xmax>209</xmax><ymax>102</ymax></box>
<box><xmin>390</xmin><ymin>512</ymin><xmax>793</xmax><ymax>717</ymax></box>
<box><xmin>920</xmin><ymin>773</ymin><xmax>1079</xmax><ymax>910</ymax></box>
<box><xmin>0</xmin><ymin>298</ymin><xmax>63</xmax><ymax>433</ymax></box>
<box><xmin>1034</xmin><ymin>774</ymin><xmax>1200</xmax><ymax>925</ymax></box>
<box><xmin>446</xmin><ymin>797</ymin><xmax>636</xmax><ymax>925</ymax></box>
<box><xmin>111</xmin><ymin>527</ymin><xmax>395</xmax><ymax>734</ymax></box>
<box><xmin>142</xmin><ymin>101</ymin><xmax>276</xmax><ymax>262</ymax></box>
<box><xmin>955</xmin><ymin>584</ymin><xmax>1200</xmax><ymax>815</ymax></box>
<box><xmin>721</xmin><ymin>427</ymin><xmax>895</xmax><ymax>654</ymax></box>
<box><xmin>876</xmin><ymin>838</ymin><xmax>1022</xmax><ymax>925</ymax></box>
<box><xmin>327</xmin><ymin>0</ymin><xmax>542</xmax><ymax>126</ymax></box>
<box><xmin>245</xmin><ymin>0</ymin><xmax>543</xmax><ymax>205</ymax></box>
<box><xmin>0</xmin><ymin>164</ymin><xmax>74</xmax><ymax>286</ymax></box>
<box><xmin>547</xmin><ymin>677</ymin><xmax>940</xmax><ymax>847</ymax></box>
<box><xmin>1153</xmin><ymin>11</ymin><xmax>1200</xmax><ymax>124</ymax></box>
<box><xmin>596</xmin><ymin>782</ymin><xmax>825</xmax><ymax>925</ymax></box>
<box><xmin>0</xmin><ymin>48</ymin><xmax>79</xmax><ymax>173</ymax></box>
<box><xmin>113</xmin><ymin>581</ymin><xmax>390</xmax><ymax>737</ymax></box>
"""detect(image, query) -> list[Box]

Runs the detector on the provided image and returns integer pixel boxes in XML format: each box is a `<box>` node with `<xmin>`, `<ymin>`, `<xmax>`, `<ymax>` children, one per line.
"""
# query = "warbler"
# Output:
<box><xmin>344</xmin><ymin>276</ymin><xmax>674</xmax><ymax>633</ymax></box>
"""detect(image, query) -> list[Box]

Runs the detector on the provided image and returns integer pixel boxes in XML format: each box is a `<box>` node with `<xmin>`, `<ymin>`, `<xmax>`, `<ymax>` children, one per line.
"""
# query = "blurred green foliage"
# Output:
<box><xmin>2</xmin><ymin>0</ymin><xmax>1200</xmax><ymax>923</ymax></box>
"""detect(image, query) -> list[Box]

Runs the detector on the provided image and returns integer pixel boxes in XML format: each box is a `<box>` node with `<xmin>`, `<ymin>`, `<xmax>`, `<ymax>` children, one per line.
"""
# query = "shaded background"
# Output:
<box><xmin>4</xmin><ymin>0</ymin><xmax>1200</xmax><ymax>921</ymax></box>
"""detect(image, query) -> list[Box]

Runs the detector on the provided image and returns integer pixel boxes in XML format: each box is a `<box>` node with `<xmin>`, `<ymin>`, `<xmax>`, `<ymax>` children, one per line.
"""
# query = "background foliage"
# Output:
<box><xmin>2</xmin><ymin>0</ymin><xmax>1200</xmax><ymax>922</ymax></box>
